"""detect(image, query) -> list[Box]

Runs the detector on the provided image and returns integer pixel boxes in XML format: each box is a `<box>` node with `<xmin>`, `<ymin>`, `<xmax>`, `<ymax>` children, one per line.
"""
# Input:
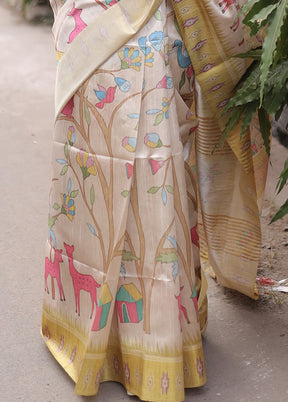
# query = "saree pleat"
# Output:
<box><xmin>42</xmin><ymin>0</ymin><xmax>268</xmax><ymax>399</ymax></box>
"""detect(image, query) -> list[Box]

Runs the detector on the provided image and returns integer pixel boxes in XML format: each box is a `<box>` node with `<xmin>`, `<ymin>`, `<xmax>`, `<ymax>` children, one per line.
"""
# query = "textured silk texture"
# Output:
<box><xmin>42</xmin><ymin>0</ymin><xmax>268</xmax><ymax>399</ymax></box>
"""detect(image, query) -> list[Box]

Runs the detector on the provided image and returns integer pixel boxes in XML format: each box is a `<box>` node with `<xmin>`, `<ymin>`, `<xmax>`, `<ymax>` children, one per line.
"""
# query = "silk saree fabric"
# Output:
<box><xmin>42</xmin><ymin>0</ymin><xmax>268</xmax><ymax>400</ymax></box>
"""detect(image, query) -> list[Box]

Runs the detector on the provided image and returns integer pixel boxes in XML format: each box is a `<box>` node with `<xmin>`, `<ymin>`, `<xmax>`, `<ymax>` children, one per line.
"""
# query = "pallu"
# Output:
<box><xmin>41</xmin><ymin>0</ymin><xmax>268</xmax><ymax>400</ymax></box>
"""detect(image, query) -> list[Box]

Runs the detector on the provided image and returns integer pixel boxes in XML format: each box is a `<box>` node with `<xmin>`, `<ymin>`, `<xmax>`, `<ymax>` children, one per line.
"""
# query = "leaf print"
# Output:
<box><xmin>67</xmin><ymin>178</ymin><xmax>71</xmax><ymax>195</ymax></box>
<box><xmin>128</xmin><ymin>113</ymin><xmax>140</xmax><ymax>119</ymax></box>
<box><xmin>146</xmin><ymin>109</ymin><xmax>162</xmax><ymax>115</ymax></box>
<box><xmin>154</xmin><ymin>112</ymin><xmax>164</xmax><ymax>126</ymax></box>
<box><xmin>84</xmin><ymin>99</ymin><xmax>91</xmax><ymax>125</ymax></box>
<box><xmin>121</xmin><ymin>190</ymin><xmax>130</xmax><ymax>197</ymax></box>
<box><xmin>148</xmin><ymin>186</ymin><xmax>160</xmax><ymax>194</ymax></box>
<box><xmin>56</xmin><ymin>159</ymin><xmax>68</xmax><ymax>164</ymax></box>
<box><xmin>122</xmin><ymin>250</ymin><xmax>140</xmax><ymax>261</ymax></box>
<box><xmin>156</xmin><ymin>252</ymin><xmax>178</xmax><ymax>263</ymax></box>
<box><xmin>60</xmin><ymin>165</ymin><xmax>68</xmax><ymax>175</ymax></box>
<box><xmin>161</xmin><ymin>187</ymin><xmax>167</xmax><ymax>205</ymax></box>
<box><xmin>64</xmin><ymin>143</ymin><xmax>69</xmax><ymax>158</ymax></box>
<box><xmin>87</xmin><ymin>223</ymin><xmax>97</xmax><ymax>236</ymax></box>
<box><xmin>53</xmin><ymin>203</ymin><xmax>60</xmax><ymax>210</ymax></box>
<box><xmin>165</xmin><ymin>185</ymin><xmax>174</xmax><ymax>194</ymax></box>
<box><xmin>70</xmin><ymin>190</ymin><xmax>79</xmax><ymax>198</ymax></box>
<box><xmin>90</xmin><ymin>184</ymin><xmax>95</xmax><ymax>206</ymax></box>
<box><xmin>149</xmin><ymin>31</ymin><xmax>163</xmax><ymax>52</ymax></box>
<box><xmin>179</xmin><ymin>70</ymin><xmax>186</xmax><ymax>90</ymax></box>
<box><xmin>48</xmin><ymin>215</ymin><xmax>57</xmax><ymax>229</ymax></box>
<box><xmin>154</xmin><ymin>9</ymin><xmax>162</xmax><ymax>21</ymax></box>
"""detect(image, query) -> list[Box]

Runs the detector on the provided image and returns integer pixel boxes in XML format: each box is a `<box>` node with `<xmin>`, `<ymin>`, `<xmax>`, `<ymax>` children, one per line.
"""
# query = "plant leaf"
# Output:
<box><xmin>179</xmin><ymin>70</ymin><xmax>186</xmax><ymax>91</ymax></box>
<box><xmin>259</xmin><ymin>0</ymin><xmax>287</xmax><ymax>104</ymax></box>
<box><xmin>249</xmin><ymin>4</ymin><xmax>278</xmax><ymax>24</ymax></box>
<box><xmin>56</xmin><ymin>159</ymin><xmax>68</xmax><ymax>164</ymax></box>
<box><xmin>240</xmin><ymin>101</ymin><xmax>258</xmax><ymax>137</ymax></box>
<box><xmin>270</xmin><ymin>198</ymin><xmax>288</xmax><ymax>223</ymax></box>
<box><xmin>220</xmin><ymin>105</ymin><xmax>245</xmax><ymax>148</ymax></box>
<box><xmin>154</xmin><ymin>9</ymin><xmax>162</xmax><ymax>21</ymax></box>
<box><xmin>276</xmin><ymin>158</ymin><xmax>288</xmax><ymax>194</ymax></box>
<box><xmin>258</xmin><ymin>107</ymin><xmax>271</xmax><ymax>156</ymax></box>
<box><xmin>53</xmin><ymin>203</ymin><xmax>60</xmax><ymax>210</ymax></box>
<box><xmin>233</xmin><ymin>49</ymin><xmax>262</xmax><ymax>61</ymax></box>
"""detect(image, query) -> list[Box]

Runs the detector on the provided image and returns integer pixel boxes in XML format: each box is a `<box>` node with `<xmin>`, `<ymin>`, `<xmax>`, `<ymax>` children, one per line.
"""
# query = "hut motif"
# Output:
<box><xmin>92</xmin><ymin>283</ymin><xmax>113</xmax><ymax>331</ymax></box>
<box><xmin>116</xmin><ymin>283</ymin><xmax>143</xmax><ymax>323</ymax></box>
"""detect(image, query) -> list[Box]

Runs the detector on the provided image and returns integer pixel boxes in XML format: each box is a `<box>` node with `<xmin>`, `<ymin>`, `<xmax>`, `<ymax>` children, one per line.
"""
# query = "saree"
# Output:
<box><xmin>41</xmin><ymin>0</ymin><xmax>268</xmax><ymax>400</ymax></box>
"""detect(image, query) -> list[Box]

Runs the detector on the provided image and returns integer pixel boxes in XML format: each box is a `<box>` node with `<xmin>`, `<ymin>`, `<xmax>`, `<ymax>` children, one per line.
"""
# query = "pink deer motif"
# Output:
<box><xmin>64</xmin><ymin>243</ymin><xmax>100</xmax><ymax>318</ymax></box>
<box><xmin>219</xmin><ymin>0</ymin><xmax>234</xmax><ymax>13</ymax></box>
<box><xmin>68</xmin><ymin>3</ymin><xmax>87</xmax><ymax>44</ymax></box>
<box><xmin>44</xmin><ymin>248</ymin><xmax>65</xmax><ymax>301</ymax></box>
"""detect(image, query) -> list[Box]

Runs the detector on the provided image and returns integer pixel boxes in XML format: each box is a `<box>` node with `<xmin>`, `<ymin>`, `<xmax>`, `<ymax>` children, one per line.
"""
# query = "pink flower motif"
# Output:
<box><xmin>113</xmin><ymin>355</ymin><xmax>119</xmax><ymax>374</ymax></box>
<box><xmin>149</xmin><ymin>159</ymin><xmax>164</xmax><ymax>175</ymax></box>
<box><xmin>61</xmin><ymin>96</ymin><xmax>74</xmax><ymax>118</ymax></box>
<box><xmin>124</xmin><ymin>363</ymin><xmax>130</xmax><ymax>383</ymax></box>
<box><xmin>161</xmin><ymin>372</ymin><xmax>169</xmax><ymax>394</ymax></box>
<box><xmin>190</xmin><ymin>225</ymin><xmax>200</xmax><ymax>248</ymax></box>
<box><xmin>95</xmin><ymin>368</ymin><xmax>102</xmax><ymax>389</ymax></box>
<box><xmin>196</xmin><ymin>357</ymin><xmax>204</xmax><ymax>378</ymax></box>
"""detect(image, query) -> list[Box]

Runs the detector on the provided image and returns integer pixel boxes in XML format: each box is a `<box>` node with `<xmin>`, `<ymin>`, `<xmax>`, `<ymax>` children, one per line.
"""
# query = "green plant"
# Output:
<box><xmin>223</xmin><ymin>0</ymin><xmax>288</xmax><ymax>222</ymax></box>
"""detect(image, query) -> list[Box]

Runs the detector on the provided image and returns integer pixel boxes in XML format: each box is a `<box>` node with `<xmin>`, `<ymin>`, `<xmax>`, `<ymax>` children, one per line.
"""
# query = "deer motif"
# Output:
<box><xmin>64</xmin><ymin>243</ymin><xmax>100</xmax><ymax>318</ymax></box>
<box><xmin>219</xmin><ymin>0</ymin><xmax>234</xmax><ymax>13</ymax></box>
<box><xmin>68</xmin><ymin>3</ymin><xmax>87</xmax><ymax>44</ymax></box>
<box><xmin>44</xmin><ymin>248</ymin><xmax>65</xmax><ymax>301</ymax></box>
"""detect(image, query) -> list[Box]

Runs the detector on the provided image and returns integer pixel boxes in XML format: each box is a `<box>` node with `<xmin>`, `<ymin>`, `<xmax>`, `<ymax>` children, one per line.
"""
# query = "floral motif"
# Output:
<box><xmin>61</xmin><ymin>193</ymin><xmax>76</xmax><ymax>221</ymax></box>
<box><xmin>113</xmin><ymin>355</ymin><xmax>119</xmax><ymax>374</ymax></box>
<box><xmin>156</xmin><ymin>75</ymin><xmax>174</xmax><ymax>89</ymax></box>
<box><xmin>67</xmin><ymin>126</ymin><xmax>75</xmax><ymax>146</ymax></box>
<box><xmin>76</xmin><ymin>149</ymin><xmax>97</xmax><ymax>179</ymax></box>
<box><xmin>122</xmin><ymin>136</ymin><xmax>137</xmax><ymax>152</ymax></box>
<box><xmin>196</xmin><ymin>357</ymin><xmax>204</xmax><ymax>378</ymax></box>
<box><xmin>61</xmin><ymin>96</ymin><xmax>74</xmax><ymax>118</ymax></box>
<box><xmin>144</xmin><ymin>133</ymin><xmax>162</xmax><ymax>148</ymax></box>
<box><xmin>190</xmin><ymin>224</ymin><xmax>200</xmax><ymax>248</ymax></box>
<box><xmin>149</xmin><ymin>159</ymin><xmax>164</xmax><ymax>175</ymax></box>
<box><xmin>147</xmin><ymin>373</ymin><xmax>154</xmax><ymax>391</ymax></box>
<box><xmin>161</xmin><ymin>372</ymin><xmax>169</xmax><ymax>394</ymax></box>
<box><xmin>124</xmin><ymin>363</ymin><xmax>130</xmax><ymax>383</ymax></box>
<box><xmin>138</xmin><ymin>36</ymin><xmax>154</xmax><ymax>67</ymax></box>
<box><xmin>114</xmin><ymin>77</ymin><xmax>131</xmax><ymax>92</ymax></box>
<box><xmin>118</xmin><ymin>47</ymin><xmax>142</xmax><ymax>71</ymax></box>
<box><xmin>94</xmin><ymin>368</ymin><xmax>102</xmax><ymax>389</ymax></box>
<box><xmin>149</xmin><ymin>31</ymin><xmax>163</xmax><ymax>52</ymax></box>
<box><xmin>125</xmin><ymin>162</ymin><xmax>133</xmax><ymax>179</ymax></box>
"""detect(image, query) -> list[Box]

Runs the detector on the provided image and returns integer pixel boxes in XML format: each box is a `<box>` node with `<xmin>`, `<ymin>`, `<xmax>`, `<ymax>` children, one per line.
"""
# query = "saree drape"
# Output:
<box><xmin>41</xmin><ymin>0</ymin><xmax>268</xmax><ymax>400</ymax></box>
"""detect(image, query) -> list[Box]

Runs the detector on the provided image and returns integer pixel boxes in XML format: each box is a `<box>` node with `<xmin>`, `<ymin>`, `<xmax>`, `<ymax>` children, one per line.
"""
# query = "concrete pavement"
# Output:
<box><xmin>1</xmin><ymin>5</ymin><xmax>288</xmax><ymax>401</ymax></box>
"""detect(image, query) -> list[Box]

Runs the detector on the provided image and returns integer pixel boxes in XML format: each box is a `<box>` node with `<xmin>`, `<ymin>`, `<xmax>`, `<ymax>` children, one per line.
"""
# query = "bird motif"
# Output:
<box><xmin>94</xmin><ymin>85</ymin><xmax>116</xmax><ymax>109</ymax></box>
<box><xmin>173</xmin><ymin>40</ymin><xmax>191</xmax><ymax>69</ymax></box>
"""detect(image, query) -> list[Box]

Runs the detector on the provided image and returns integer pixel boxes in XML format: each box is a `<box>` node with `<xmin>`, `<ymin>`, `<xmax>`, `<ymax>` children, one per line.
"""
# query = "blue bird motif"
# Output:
<box><xmin>173</xmin><ymin>40</ymin><xmax>191</xmax><ymax>69</ymax></box>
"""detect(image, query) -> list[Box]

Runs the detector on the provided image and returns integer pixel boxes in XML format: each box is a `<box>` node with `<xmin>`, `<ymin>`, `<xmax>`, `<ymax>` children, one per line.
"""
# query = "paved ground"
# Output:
<box><xmin>0</xmin><ymin>5</ymin><xmax>288</xmax><ymax>401</ymax></box>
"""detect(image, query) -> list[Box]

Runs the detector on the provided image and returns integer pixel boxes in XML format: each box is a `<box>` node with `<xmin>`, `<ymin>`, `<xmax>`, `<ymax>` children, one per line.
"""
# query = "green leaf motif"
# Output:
<box><xmin>154</xmin><ymin>9</ymin><xmax>162</xmax><ymax>21</ymax></box>
<box><xmin>90</xmin><ymin>184</ymin><xmax>95</xmax><ymax>205</ymax></box>
<box><xmin>84</xmin><ymin>98</ymin><xmax>91</xmax><ymax>126</ymax></box>
<box><xmin>48</xmin><ymin>216</ymin><xmax>57</xmax><ymax>229</ymax></box>
<box><xmin>179</xmin><ymin>70</ymin><xmax>186</xmax><ymax>91</ymax></box>
<box><xmin>60</xmin><ymin>165</ymin><xmax>68</xmax><ymax>176</ymax></box>
<box><xmin>148</xmin><ymin>186</ymin><xmax>160</xmax><ymax>194</ymax></box>
<box><xmin>156</xmin><ymin>252</ymin><xmax>178</xmax><ymax>264</ymax></box>
<box><xmin>53</xmin><ymin>203</ymin><xmax>60</xmax><ymax>210</ymax></box>
<box><xmin>64</xmin><ymin>142</ymin><xmax>68</xmax><ymax>159</ymax></box>
<box><xmin>122</xmin><ymin>250</ymin><xmax>140</xmax><ymax>261</ymax></box>
<box><xmin>165</xmin><ymin>185</ymin><xmax>174</xmax><ymax>194</ymax></box>
<box><xmin>154</xmin><ymin>112</ymin><xmax>164</xmax><ymax>126</ymax></box>
<box><xmin>121</xmin><ymin>190</ymin><xmax>130</xmax><ymax>197</ymax></box>
<box><xmin>70</xmin><ymin>190</ymin><xmax>79</xmax><ymax>198</ymax></box>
